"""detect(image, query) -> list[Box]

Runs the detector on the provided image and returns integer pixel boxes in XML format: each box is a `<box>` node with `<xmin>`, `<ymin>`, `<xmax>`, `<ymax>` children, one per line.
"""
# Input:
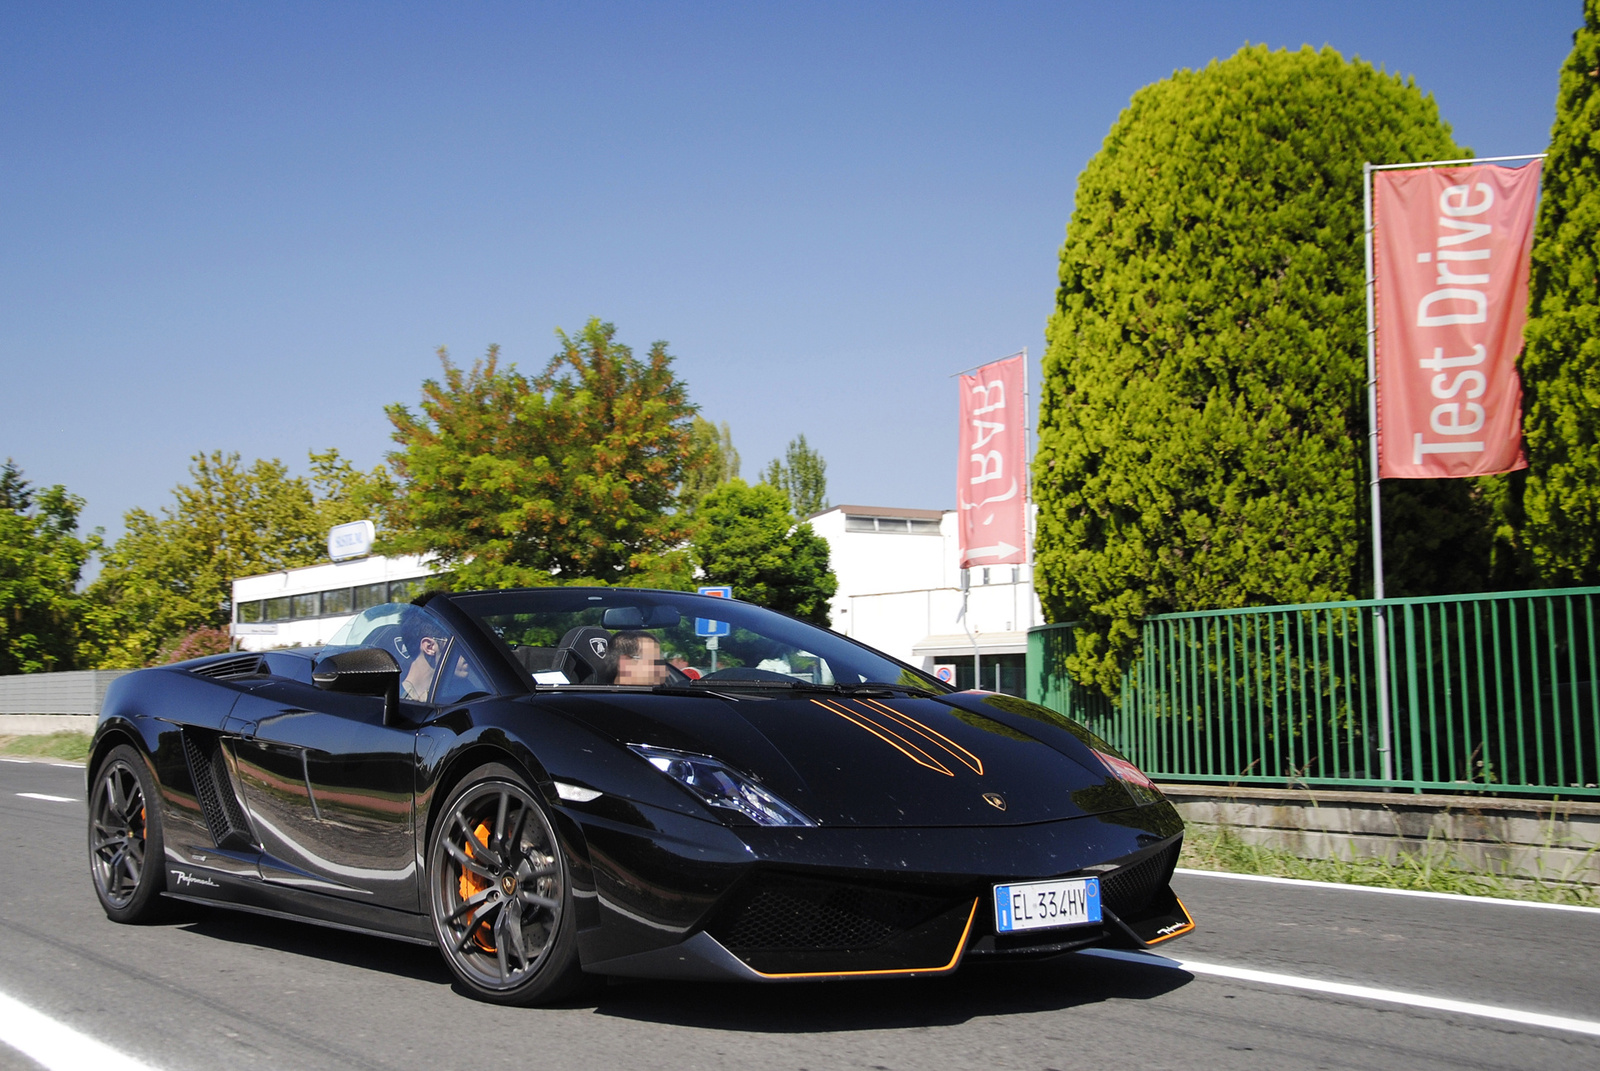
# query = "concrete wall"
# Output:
<box><xmin>1164</xmin><ymin>783</ymin><xmax>1600</xmax><ymax>889</ymax></box>
<box><xmin>0</xmin><ymin>670</ymin><xmax>130</xmax><ymax>717</ymax></box>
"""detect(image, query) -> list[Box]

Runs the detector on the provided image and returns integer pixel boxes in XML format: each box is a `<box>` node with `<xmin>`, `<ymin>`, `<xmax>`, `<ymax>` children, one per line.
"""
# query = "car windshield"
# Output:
<box><xmin>446</xmin><ymin>588</ymin><xmax>946</xmax><ymax>693</ymax></box>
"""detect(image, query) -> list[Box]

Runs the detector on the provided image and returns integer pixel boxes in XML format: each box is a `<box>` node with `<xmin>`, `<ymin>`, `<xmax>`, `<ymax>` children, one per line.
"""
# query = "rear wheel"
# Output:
<box><xmin>426</xmin><ymin>763</ymin><xmax>586</xmax><ymax>1004</ymax></box>
<box><xmin>88</xmin><ymin>744</ymin><xmax>168</xmax><ymax>923</ymax></box>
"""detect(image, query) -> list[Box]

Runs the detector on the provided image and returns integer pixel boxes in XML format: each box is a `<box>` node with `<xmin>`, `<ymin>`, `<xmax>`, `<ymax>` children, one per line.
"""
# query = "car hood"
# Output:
<box><xmin>542</xmin><ymin>689</ymin><xmax>1140</xmax><ymax>827</ymax></box>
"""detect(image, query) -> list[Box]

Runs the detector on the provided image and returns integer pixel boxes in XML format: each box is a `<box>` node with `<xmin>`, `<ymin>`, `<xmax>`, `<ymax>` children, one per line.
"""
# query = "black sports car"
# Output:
<box><xmin>86</xmin><ymin>587</ymin><xmax>1193</xmax><ymax>1004</ymax></box>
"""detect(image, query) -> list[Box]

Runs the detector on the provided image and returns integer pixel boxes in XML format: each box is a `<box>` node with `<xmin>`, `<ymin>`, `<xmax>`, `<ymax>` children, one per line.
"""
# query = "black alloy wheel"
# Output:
<box><xmin>88</xmin><ymin>744</ymin><xmax>167</xmax><ymax>923</ymax></box>
<box><xmin>427</xmin><ymin>763</ymin><xmax>586</xmax><ymax>1004</ymax></box>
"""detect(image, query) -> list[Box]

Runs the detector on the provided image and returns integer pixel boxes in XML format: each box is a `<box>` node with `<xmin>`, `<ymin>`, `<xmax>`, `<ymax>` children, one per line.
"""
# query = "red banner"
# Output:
<box><xmin>958</xmin><ymin>354</ymin><xmax>1026</xmax><ymax>568</ymax></box>
<box><xmin>1374</xmin><ymin>162</ymin><xmax>1540</xmax><ymax>478</ymax></box>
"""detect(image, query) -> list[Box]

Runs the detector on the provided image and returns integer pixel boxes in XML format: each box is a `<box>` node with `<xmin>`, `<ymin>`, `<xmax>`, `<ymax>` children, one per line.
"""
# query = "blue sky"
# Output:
<box><xmin>0</xmin><ymin>1</ymin><xmax>1580</xmax><ymax>543</ymax></box>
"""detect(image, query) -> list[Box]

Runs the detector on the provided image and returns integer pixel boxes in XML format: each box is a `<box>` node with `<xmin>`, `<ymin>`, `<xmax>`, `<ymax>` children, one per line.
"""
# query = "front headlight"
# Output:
<box><xmin>629</xmin><ymin>744</ymin><xmax>816</xmax><ymax>827</ymax></box>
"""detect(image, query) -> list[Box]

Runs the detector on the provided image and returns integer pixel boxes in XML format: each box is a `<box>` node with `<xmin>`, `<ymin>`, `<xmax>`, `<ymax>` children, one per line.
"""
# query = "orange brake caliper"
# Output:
<box><xmin>458</xmin><ymin>821</ymin><xmax>496</xmax><ymax>952</ymax></box>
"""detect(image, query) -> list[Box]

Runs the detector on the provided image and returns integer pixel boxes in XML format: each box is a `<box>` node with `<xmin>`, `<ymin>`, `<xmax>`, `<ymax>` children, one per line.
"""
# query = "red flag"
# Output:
<box><xmin>1374</xmin><ymin>162</ymin><xmax>1540</xmax><ymax>478</ymax></box>
<box><xmin>958</xmin><ymin>354</ymin><xmax>1026</xmax><ymax>568</ymax></box>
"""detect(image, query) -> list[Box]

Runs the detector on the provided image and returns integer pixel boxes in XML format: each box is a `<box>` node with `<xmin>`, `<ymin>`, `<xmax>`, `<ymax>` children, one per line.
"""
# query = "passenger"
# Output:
<box><xmin>604</xmin><ymin>631</ymin><xmax>667</xmax><ymax>686</ymax></box>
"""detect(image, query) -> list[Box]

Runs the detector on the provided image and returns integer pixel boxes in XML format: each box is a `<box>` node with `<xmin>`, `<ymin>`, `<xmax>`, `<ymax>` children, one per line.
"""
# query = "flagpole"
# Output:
<box><xmin>1022</xmin><ymin>346</ymin><xmax>1034</xmax><ymax>631</ymax></box>
<box><xmin>1364</xmin><ymin>161</ymin><xmax>1394</xmax><ymax>784</ymax></box>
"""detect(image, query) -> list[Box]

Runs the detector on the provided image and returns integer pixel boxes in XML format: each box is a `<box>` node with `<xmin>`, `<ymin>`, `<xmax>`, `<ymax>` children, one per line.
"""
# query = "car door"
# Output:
<box><xmin>228</xmin><ymin>678</ymin><xmax>421</xmax><ymax>913</ymax></box>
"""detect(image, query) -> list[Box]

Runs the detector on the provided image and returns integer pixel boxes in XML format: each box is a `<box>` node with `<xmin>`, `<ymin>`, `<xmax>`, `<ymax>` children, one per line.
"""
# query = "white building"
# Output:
<box><xmin>231</xmin><ymin>554</ymin><xmax>434</xmax><ymax>652</ymax></box>
<box><xmin>807</xmin><ymin>505</ymin><xmax>1039</xmax><ymax>695</ymax></box>
<box><xmin>231</xmin><ymin>505</ymin><xmax>1039</xmax><ymax>696</ymax></box>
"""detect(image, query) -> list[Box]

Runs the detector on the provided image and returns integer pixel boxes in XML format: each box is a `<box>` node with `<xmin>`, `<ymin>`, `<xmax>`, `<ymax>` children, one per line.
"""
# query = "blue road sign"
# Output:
<box><xmin>695</xmin><ymin>586</ymin><xmax>732</xmax><ymax>637</ymax></box>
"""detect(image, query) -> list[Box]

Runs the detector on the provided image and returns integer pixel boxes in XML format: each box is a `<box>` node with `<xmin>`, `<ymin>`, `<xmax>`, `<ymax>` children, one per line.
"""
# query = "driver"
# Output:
<box><xmin>399</xmin><ymin>614</ymin><xmax>454</xmax><ymax>701</ymax></box>
<box><xmin>603</xmin><ymin>631</ymin><xmax>667</xmax><ymax>686</ymax></box>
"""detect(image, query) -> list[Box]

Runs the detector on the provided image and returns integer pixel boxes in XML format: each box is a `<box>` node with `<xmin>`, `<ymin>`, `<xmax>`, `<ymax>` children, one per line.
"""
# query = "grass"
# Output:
<box><xmin>0</xmin><ymin>731</ymin><xmax>93</xmax><ymax>763</ymax></box>
<box><xmin>1180</xmin><ymin>825</ymin><xmax>1600</xmax><ymax>908</ymax></box>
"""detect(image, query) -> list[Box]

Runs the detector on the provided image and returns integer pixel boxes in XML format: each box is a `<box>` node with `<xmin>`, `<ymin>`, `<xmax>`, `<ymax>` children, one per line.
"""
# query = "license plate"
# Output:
<box><xmin>994</xmin><ymin>876</ymin><xmax>1101</xmax><ymax>933</ymax></box>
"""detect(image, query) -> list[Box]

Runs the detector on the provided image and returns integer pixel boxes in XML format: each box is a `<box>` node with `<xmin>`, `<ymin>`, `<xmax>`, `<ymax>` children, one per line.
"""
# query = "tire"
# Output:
<box><xmin>88</xmin><ymin>744</ymin><xmax>168</xmax><ymax>923</ymax></box>
<box><xmin>426</xmin><ymin>763</ymin><xmax>587</xmax><ymax>1004</ymax></box>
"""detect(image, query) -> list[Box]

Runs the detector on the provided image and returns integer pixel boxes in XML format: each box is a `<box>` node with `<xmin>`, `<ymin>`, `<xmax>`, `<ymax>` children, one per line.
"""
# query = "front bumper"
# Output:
<box><xmin>572</xmin><ymin>799</ymin><xmax>1193</xmax><ymax>981</ymax></box>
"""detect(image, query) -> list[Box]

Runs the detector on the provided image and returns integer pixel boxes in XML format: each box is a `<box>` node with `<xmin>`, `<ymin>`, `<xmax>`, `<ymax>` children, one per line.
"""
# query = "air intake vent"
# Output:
<box><xmin>189</xmin><ymin>655</ymin><xmax>265</xmax><ymax>681</ymax></box>
<box><xmin>180</xmin><ymin>731</ymin><xmax>255</xmax><ymax>850</ymax></box>
<box><xmin>1101</xmin><ymin>841</ymin><xmax>1179</xmax><ymax>920</ymax></box>
<box><xmin>712</xmin><ymin>875</ymin><xmax>957</xmax><ymax>952</ymax></box>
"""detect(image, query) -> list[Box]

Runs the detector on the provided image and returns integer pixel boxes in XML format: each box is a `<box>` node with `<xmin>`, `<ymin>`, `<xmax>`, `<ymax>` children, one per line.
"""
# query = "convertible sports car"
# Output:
<box><xmin>86</xmin><ymin>587</ymin><xmax>1193</xmax><ymax>1004</ymax></box>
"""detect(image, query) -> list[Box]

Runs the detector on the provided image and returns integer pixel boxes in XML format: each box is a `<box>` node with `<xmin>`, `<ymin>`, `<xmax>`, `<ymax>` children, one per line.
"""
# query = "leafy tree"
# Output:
<box><xmin>309</xmin><ymin>448</ymin><xmax>396</xmax><ymax>535</ymax></box>
<box><xmin>691</xmin><ymin>480</ymin><xmax>837</xmax><ymax>625</ymax></box>
<box><xmin>0</xmin><ymin>461</ymin><xmax>97</xmax><ymax>674</ymax></box>
<box><xmin>385</xmin><ymin>319</ymin><xmax>700</xmax><ymax>589</ymax></box>
<box><xmin>761</xmin><ymin>434</ymin><xmax>829</xmax><ymax>518</ymax></box>
<box><xmin>1034</xmin><ymin>45</ymin><xmax>1480</xmax><ymax>694</ymax></box>
<box><xmin>81</xmin><ymin>450</ymin><xmax>374</xmax><ymax>667</ymax></box>
<box><xmin>1521</xmin><ymin>1</ymin><xmax>1600</xmax><ymax>585</ymax></box>
<box><xmin>680</xmin><ymin>417</ymin><xmax>741</xmax><ymax>506</ymax></box>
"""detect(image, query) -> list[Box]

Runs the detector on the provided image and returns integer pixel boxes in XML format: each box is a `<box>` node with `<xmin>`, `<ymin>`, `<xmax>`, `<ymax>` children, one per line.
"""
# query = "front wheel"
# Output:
<box><xmin>426</xmin><ymin>764</ymin><xmax>586</xmax><ymax>1004</ymax></box>
<box><xmin>88</xmin><ymin>744</ymin><xmax>168</xmax><ymax>923</ymax></box>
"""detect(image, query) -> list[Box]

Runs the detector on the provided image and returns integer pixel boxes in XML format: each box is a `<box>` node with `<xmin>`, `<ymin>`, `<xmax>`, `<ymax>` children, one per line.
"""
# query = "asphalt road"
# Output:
<box><xmin>4</xmin><ymin>757</ymin><xmax>1599</xmax><ymax>1071</ymax></box>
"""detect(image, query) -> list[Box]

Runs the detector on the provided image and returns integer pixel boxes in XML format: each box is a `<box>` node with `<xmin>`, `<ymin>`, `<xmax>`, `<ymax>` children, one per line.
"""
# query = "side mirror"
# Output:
<box><xmin>314</xmin><ymin>647</ymin><xmax>402</xmax><ymax>724</ymax></box>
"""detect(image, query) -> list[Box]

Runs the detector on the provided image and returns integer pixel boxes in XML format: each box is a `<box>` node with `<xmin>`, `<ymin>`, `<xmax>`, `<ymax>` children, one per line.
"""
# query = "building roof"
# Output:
<box><xmin>815</xmin><ymin>504</ymin><xmax>948</xmax><ymax>521</ymax></box>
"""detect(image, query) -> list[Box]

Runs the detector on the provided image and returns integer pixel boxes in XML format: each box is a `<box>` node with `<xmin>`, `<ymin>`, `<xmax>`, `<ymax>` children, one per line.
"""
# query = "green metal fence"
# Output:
<box><xmin>1026</xmin><ymin>586</ymin><xmax>1600</xmax><ymax>798</ymax></box>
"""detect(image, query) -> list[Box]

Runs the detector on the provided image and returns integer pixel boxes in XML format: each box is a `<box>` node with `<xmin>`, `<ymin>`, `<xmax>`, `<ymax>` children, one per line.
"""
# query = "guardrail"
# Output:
<box><xmin>1027</xmin><ymin>587</ymin><xmax>1600</xmax><ymax>798</ymax></box>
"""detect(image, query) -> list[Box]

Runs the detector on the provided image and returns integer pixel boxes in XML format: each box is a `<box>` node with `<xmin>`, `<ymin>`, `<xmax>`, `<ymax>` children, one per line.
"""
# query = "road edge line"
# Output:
<box><xmin>1173</xmin><ymin>866</ymin><xmax>1600</xmax><ymax>914</ymax></box>
<box><xmin>0</xmin><ymin>990</ymin><xmax>161</xmax><ymax>1071</ymax></box>
<box><xmin>1080</xmin><ymin>948</ymin><xmax>1600</xmax><ymax>1039</ymax></box>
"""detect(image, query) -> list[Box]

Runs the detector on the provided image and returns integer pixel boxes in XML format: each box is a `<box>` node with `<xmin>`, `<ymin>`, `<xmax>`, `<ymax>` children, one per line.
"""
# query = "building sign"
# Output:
<box><xmin>1374</xmin><ymin>162</ymin><xmax>1540</xmax><ymax>478</ymax></box>
<box><xmin>327</xmin><ymin>520</ymin><xmax>376</xmax><ymax>562</ymax></box>
<box><xmin>957</xmin><ymin>354</ymin><xmax>1026</xmax><ymax>568</ymax></box>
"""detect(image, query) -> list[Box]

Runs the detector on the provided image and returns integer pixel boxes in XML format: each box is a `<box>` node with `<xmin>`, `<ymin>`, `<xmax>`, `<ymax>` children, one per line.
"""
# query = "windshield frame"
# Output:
<box><xmin>434</xmin><ymin>587</ymin><xmax>952</xmax><ymax>695</ymax></box>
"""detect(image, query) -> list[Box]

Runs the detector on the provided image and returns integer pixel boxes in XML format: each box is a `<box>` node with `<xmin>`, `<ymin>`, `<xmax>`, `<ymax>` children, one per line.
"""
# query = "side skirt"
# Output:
<box><xmin>160</xmin><ymin>861</ymin><xmax>434</xmax><ymax>946</ymax></box>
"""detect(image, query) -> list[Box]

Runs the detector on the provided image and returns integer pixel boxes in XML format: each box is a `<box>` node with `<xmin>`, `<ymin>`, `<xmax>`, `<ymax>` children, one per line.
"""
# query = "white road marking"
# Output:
<box><xmin>1175</xmin><ymin>867</ymin><xmax>1600</xmax><ymax>915</ymax></box>
<box><xmin>1082</xmin><ymin>948</ymin><xmax>1600</xmax><ymax>1038</ymax></box>
<box><xmin>15</xmin><ymin>793</ymin><xmax>78</xmax><ymax>803</ymax></box>
<box><xmin>0</xmin><ymin>989</ymin><xmax>162</xmax><ymax>1071</ymax></box>
<box><xmin>0</xmin><ymin>758</ymin><xmax>83</xmax><ymax>768</ymax></box>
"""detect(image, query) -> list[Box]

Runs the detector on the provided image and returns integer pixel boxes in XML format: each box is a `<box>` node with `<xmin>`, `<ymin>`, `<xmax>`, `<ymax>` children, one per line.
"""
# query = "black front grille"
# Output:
<box><xmin>1101</xmin><ymin>841</ymin><xmax>1179</xmax><ymax>920</ymax></box>
<box><xmin>714</xmin><ymin>875</ymin><xmax>958</xmax><ymax>952</ymax></box>
<box><xmin>189</xmin><ymin>655</ymin><xmax>265</xmax><ymax>681</ymax></box>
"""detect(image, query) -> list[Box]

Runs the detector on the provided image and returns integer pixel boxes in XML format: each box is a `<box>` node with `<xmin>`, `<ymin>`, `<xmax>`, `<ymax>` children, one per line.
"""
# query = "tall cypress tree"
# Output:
<box><xmin>1521</xmin><ymin>1</ymin><xmax>1600</xmax><ymax>585</ymax></box>
<box><xmin>1034</xmin><ymin>45</ymin><xmax>1484</xmax><ymax>694</ymax></box>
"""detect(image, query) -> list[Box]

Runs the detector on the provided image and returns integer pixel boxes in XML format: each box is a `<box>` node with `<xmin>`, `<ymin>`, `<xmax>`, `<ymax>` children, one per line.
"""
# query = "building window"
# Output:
<box><xmin>321</xmin><ymin>587</ymin><xmax>353</xmax><ymax>615</ymax></box>
<box><xmin>291</xmin><ymin>593</ymin><xmax>320</xmax><ymax>619</ymax></box>
<box><xmin>950</xmin><ymin>654</ymin><xmax>1025</xmax><ymax>697</ymax></box>
<box><xmin>263</xmin><ymin>597</ymin><xmax>292</xmax><ymax>622</ymax></box>
<box><xmin>844</xmin><ymin>515</ymin><xmax>941</xmax><ymax>535</ymax></box>
<box><xmin>353</xmin><ymin>583</ymin><xmax>387</xmax><ymax>611</ymax></box>
<box><xmin>389</xmin><ymin>578</ymin><xmax>427</xmax><ymax>602</ymax></box>
<box><xmin>236</xmin><ymin>600</ymin><xmax>262</xmax><ymax>624</ymax></box>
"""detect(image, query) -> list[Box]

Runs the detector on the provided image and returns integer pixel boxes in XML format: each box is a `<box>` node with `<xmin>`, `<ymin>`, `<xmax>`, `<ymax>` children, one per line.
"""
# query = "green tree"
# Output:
<box><xmin>1521</xmin><ymin>1</ymin><xmax>1600</xmax><ymax>584</ymax></box>
<box><xmin>761</xmin><ymin>434</ymin><xmax>829</xmax><ymax>518</ymax></box>
<box><xmin>309</xmin><ymin>448</ymin><xmax>397</xmax><ymax>534</ymax></box>
<box><xmin>680</xmin><ymin>417</ymin><xmax>741</xmax><ymax>506</ymax></box>
<box><xmin>81</xmin><ymin>450</ymin><xmax>374</xmax><ymax>667</ymax></box>
<box><xmin>692</xmin><ymin>480</ymin><xmax>837</xmax><ymax>625</ymax></box>
<box><xmin>385</xmin><ymin>318</ymin><xmax>700</xmax><ymax>589</ymax></box>
<box><xmin>0</xmin><ymin>461</ymin><xmax>97</xmax><ymax>673</ymax></box>
<box><xmin>1034</xmin><ymin>45</ymin><xmax>1481</xmax><ymax>694</ymax></box>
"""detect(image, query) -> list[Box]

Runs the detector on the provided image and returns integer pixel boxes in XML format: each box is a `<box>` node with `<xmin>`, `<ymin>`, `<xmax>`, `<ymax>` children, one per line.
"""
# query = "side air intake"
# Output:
<box><xmin>180</xmin><ymin>730</ymin><xmax>255</xmax><ymax>850</ymax></box>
